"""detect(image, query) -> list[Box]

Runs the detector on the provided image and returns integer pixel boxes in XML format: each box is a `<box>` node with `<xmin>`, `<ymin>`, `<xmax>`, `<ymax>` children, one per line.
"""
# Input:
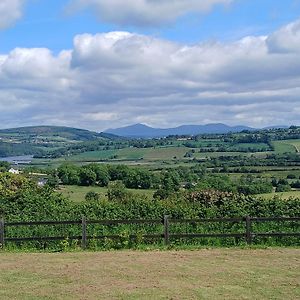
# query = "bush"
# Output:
<box><xmin>1</xmin><ymin>173</ymin><xmax>300</xmax><ymax>250</ymax></box>
<box><xmin>291</xmin><ymin>181</ymin><xmax>300</xmax><ymax>189</ymax></box>
<box><xmin>85</xmin><ymin>191</ymin><xmax>100</xmax><ymax>201</ymax></box>
<box><xmin>287</xmin><ymin>174</ymin><xmax>297</xmax><ymax>179</ymax></box>
<box><xmin>276</xmin><ymin>184</ymin><xmax>291</xmax><ymax>192</ymax></box>
<box><xmin>107</xmin><ymin>181</ymin><xmax>130</xmax><ymax>202</ymax></box>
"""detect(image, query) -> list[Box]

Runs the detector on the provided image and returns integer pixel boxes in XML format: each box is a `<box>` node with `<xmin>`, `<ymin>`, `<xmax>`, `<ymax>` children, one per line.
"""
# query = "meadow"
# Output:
<box><xmin>0</xmin><ymin>249</ymin><xmax>299</xmax><ymax>299</ymax></box>
<box><xmin>55</xmin><ymin>146</ymin><xmax>192</xmax><ymax>163</ymax></box>
<box><xmin>58</xmin><ymin>185</ymin><xmax>154</xmax><ymax>203</ymax></box>
<box><xmin>272</xmin><ymin>140</ymin><xmax>299</xmax><ymax>154</ymax></box>
<box><xmin>59</xmin><ymin>184</ymin><xmax>300</xmax><ymax>202</ymax></box>
<box><xmin>256</xmin><ymin>190</ymin><xmax>300</xmax><ymax>200</ymax></box>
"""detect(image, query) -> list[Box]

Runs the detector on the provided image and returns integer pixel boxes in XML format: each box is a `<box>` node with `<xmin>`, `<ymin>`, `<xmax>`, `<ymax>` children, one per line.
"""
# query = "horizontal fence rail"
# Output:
<box><xmin>0</xmin><ymin>216</ymin><xmax>299</xmax><ymax>249</ymax></box>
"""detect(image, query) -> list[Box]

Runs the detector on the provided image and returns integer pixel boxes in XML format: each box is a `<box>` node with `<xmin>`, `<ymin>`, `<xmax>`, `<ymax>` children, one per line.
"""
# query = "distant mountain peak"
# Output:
<box><xmin>104</xmin><ymin>123</ymin><xmax>256</xmax><ymax>138</ymax></box>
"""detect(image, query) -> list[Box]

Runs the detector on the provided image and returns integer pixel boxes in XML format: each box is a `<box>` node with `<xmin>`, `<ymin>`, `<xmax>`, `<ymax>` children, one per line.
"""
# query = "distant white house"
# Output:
<box><xmin>9</xmin><ymin>168</ymin><xmax>20</xmax><ymax>174</ymax></box>
<box><xmin>37</xmin><ymin>178</ymin><xmax>47</xmax><ymax>187</ymax></box>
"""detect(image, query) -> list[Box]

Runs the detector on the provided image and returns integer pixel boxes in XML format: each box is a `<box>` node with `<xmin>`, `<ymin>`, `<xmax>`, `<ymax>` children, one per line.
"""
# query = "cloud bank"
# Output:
<box><xmin>0</xmin><ymin>0</ymin><xmax>26</xmax><ymax>29</ymax></box>
<box><xmin>0</xmin><ymin>19</ymin><xmax>300</xmax><ymax>130</ymax></box>
<box><xmin>68</xmin><ymin>0</ymin><xmax>232</xmax><ymax>26</ymax></box>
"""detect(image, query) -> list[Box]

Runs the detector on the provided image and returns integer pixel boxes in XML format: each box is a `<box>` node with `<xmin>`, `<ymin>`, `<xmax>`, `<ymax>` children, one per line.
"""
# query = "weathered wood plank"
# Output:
<box><xmin>164</xmin><ymin>215</ymin><xmax>170</xmax><ymax>245</ymax></box>
<box><xmin>0</xmin><ymin>218</ymin><xmax>4</xmax><ymax>248</ymax></box>
<box><xmin>169</xmin><ymin>218</ymin><xmax>244</xmax><ymax>223</ymax></box>
<box><xmin>81</xmin><ymin>216</ymin><xmax>87</xmax><ymax>249</ymax></box>
<box><xmin>245</xmin><ymin>216</ymin><xmax>252</xmax><ymax>245</ymax></box>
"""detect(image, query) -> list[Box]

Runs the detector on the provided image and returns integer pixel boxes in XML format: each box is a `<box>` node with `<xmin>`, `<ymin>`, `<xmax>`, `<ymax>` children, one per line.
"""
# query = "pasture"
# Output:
<box><xmin>54</xmin><ymin>147</ymin><xmax>191</xmax><ymax>163</ymax></box>
<box><xmin>0</xmin><ymin>249</ymin><xmax>299</xmax><ymax>299</ymax></box>
<box><xmin>256</xmin><ymin>190</ymin><xmax>300</xmax><ymax>200</ymax></box>
<box><xmin>272</xmin><ymin>140</ymin><xmax>298</xmax><ymax>154</ymax></box>
<box><xmin>58</xmin><ymin>185</ymin><xmax>154</xmax><ymax>202</ymax></box>
<box><xmin>283</xmin><ymin>139</ymin><xmax>300</xmax><ymax>153</ymax></box>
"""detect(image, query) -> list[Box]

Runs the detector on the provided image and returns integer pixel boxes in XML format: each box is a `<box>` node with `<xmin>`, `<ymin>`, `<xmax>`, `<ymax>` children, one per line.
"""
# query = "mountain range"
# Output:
<box><xmin>104</xmin><ymin>123</ymin><xmax>259</xmax><ymax>138</ymax></box>
<box><xmin>0</xmin><ymin>124</ymin><xmax>289</xmax><ymax>140</ymax></box>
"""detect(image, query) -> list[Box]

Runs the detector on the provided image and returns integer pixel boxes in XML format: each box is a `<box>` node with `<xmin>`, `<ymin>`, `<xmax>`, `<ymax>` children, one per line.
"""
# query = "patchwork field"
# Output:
<box><xmin>56</xmin><ymin>147</ymin><xmax>191</xmax><ymax>163</ymax></box>
<box><xmin>0</xmin><ymin>249</ymin><xmax>299</xmax><ymax>300</ymax></box>
<box><xmin>42</xmin><ymin>148</ymin><xmax>272</xmax><ymax>168</ymax></box>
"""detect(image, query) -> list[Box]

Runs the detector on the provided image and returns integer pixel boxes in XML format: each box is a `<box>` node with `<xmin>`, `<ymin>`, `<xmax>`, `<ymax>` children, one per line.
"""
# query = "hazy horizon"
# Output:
<box><xmin>0</xmin><ymin>122</ymin><xmax>295</xmax><ymax>133</ymax></box>
<box><xmin>0</xmin><ymin>0</ymin><xmax>300</xmax><ymax>131</ymax></box>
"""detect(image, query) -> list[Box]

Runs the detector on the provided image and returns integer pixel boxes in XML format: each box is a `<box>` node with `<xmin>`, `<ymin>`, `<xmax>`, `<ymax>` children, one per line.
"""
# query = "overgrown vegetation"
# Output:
<box><xmin>0</xmin><ymin>173</ymin><xmax>299</xmax><ymax>250</ymax></box>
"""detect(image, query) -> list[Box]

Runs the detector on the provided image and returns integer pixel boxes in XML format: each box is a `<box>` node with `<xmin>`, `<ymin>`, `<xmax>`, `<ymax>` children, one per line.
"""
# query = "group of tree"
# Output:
<box><xmin>0</xmin><ymin>161</ymin><xmax>10</xmax><ymax>172</ymax></box>
<box><xmin>56</xmin><ymin>163</ymin><xmax>157</xmax><ymax>190</ymax></box>
<box><xmin>54</xmin><ymin>162</ymin><xmax>276</xmax><ymax>199</ymax></box>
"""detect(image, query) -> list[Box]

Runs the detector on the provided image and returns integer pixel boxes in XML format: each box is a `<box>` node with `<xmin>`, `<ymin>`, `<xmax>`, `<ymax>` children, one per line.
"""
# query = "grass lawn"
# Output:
<box><xmin>58</xmin><ymin>185</ymin><xmax>154</xmax><ymax>202</ymax></box>
<box><xmin>0</xmin><ymin>249</ymin><xmax>299</xmax><ymax>299</ymax></box>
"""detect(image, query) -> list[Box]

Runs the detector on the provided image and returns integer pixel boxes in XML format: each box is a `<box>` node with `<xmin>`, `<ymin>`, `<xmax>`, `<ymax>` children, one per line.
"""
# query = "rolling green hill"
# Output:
<box><xmin>0</xmin><ymin>126</ymin><xmax>117</xmax><ymax>157</ymax></box>
<box><xmin>0</xmin><ymin>126</ymin><xmax>106</xmax><ymax>141</ymax></box>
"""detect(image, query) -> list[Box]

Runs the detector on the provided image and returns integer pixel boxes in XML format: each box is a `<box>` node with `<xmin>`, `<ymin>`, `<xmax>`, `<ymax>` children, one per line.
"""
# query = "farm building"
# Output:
<box><xmin>8</xmin><ymin>168</ymin><xmax>20</xmax><ymax>174</ymax></box>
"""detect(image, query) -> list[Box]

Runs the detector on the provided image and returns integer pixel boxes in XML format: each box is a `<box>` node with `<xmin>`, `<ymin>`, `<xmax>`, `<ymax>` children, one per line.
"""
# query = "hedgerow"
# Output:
<box><xmin>0</xmin><ymin>173</ymin><xmax>299</xmax><ymax>250</ymax></box>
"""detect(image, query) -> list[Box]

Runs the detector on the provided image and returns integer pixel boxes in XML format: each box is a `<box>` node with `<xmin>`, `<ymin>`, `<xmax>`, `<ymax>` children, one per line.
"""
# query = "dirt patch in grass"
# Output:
<box><xmin>0</xmin><ymin>248</ymin><xmax>299</xmax><ymax>299</ymax></box>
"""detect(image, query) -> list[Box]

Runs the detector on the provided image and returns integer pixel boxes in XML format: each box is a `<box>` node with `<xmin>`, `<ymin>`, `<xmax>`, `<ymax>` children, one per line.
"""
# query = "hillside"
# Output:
<box><xmin>0</xmin><ymin>126</ymin><xmax>106</xmax><ymax>142</ymax></box>
<box><xmin>0</xmin><ymin>126</ymin><xmax>115</xmax><ymax>157</ymax></box>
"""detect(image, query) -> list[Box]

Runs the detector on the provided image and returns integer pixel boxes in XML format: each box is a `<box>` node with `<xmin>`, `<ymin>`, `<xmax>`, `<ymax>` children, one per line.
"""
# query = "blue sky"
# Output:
<box><xmin>1</xmin><ymin>0</ymin><xmax>300</xmax><ymax>53</ymax></box>
<box><xmin>0</xmin><ymin>0</ymin><xmax>300</xmax><ymax>130</ymax></box>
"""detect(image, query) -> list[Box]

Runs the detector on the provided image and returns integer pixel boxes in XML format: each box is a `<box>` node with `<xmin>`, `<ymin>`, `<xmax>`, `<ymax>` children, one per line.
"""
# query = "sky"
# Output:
<box><xmin>0</xmin><ymin>0</ymin><xmax>300</xmax><ymax>131</ymax></box>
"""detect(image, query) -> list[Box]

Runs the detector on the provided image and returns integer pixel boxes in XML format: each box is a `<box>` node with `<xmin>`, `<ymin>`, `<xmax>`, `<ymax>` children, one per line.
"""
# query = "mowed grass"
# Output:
<box><xmin>58</xmin><ymin>185</ymin><xmax>154</xmax><ymax>202</ymax></box>
<box><xmin>0</xmin><ymin>249</ymin><xmax>299</xmax><ymax>300</ymax></box>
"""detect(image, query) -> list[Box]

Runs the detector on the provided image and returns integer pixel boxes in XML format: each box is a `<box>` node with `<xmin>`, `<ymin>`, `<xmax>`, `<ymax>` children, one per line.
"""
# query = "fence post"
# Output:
<box><xmin>81</xmin><ymin>216</ymin><xmax>87</xmax><ymax>250</ymax></box>
<box><xmin>164</xmin><ymin>215</ymin><xmax>170</xmax><ymax>245</ymax></box>
<box><xmin>245</xmin><ymin>216</ymin><xmax>252</xmax><ymax>245</ymax></box>
<box><xmin>0</xmin><ymin>218</ymin><xmax>4</xmax><ymax>249</ymax></box>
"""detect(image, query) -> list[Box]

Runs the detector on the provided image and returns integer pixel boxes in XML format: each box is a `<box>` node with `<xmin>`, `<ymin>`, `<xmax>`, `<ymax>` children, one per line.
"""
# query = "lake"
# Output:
<box><xmin>0</xmin><ymin>155</ymin><xmax>33</xmax><ymax>164</ymax></box>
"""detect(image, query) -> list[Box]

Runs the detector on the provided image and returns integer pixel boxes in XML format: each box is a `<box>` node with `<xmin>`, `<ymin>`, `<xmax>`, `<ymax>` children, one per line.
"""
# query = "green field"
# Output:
<box><xmin>63</xmin><ymin>146</ymin><xmax>273</xmax><ymax>164</ymax></box>
<box><xmin>58</xmin><ymin>185</ymin><xmax>154</xmax><ymax>202</ymax></box>
<box><xmin>283</xmin><ymin>140</ymin><xmax>300</xmax><ymax>153</ymax></box>
<box><xmin>0</xmin><ymin>249</ymin><xmax>299</xmax><ymax>299</ymax></box>
<box><xmin>256</xmin><ymin>190</ymin><xmax>300</xmax><ymax>200</ymax></box>
<box><xmin>193</xmin><ymin>151</ymin><xmax>270</xmax><ymax>159</ymax></box>
<box><xmin>142</xmin><ymin>147</ymin><xmax>190</xmax><ymax>160</ymax></box>
<box><xmin>55</xmin><ymin>146</ymin><xmax>191</xmax><ymax>163</ymax></box>
<box><xmin>63</xmin><ymin>149</ymin><xmax>118</xmax><ymax>161</ymax></box>
<box><xmin>273</xmin><ymin>140</ymin><xmax>298</xmax><ymax>154</ymax></box>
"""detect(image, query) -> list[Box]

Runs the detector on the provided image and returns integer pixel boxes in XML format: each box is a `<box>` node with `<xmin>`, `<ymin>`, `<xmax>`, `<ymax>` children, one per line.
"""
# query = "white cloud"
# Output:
<box><xmin>267</xmin><ymin>19</ymin><xmax>300</xmax><ymax>53</ymax></box>
<box><xmin>0</xmin><ymin>0</ymin><xmax>26</xmax><ymax>29</ymax></box>
<box><xmin>67</xmin><ymin>0</ymin><xmax>233</xmax><ymax>26</ymax></box>
<box><xmin>1</xmin><ymin>19</ymin><xmax>300</xmax><ymax>130</ymax></box>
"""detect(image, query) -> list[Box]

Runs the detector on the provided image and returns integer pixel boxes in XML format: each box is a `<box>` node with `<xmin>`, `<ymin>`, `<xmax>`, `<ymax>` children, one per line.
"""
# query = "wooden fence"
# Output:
<box><xmin>0</xmin><ymin>216</ymin><xmax>299</xmax><ymax>249</ymax></box>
